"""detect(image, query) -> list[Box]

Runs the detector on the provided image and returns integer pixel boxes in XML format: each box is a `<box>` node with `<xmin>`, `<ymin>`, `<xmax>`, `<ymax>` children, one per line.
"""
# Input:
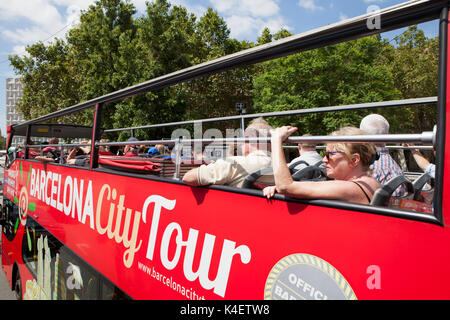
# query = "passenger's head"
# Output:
<box><xmin>49</xmin><ymin>137</ymin><xmax>59</xmax><ymax>145</ymax></box>
<box><xmin>360</xmin><ymin>114</ymin><xmax>390</xmax><ymax>147</ymax></box>
<box><xmin>79</xmin><ymin>140</ymin><xmax>91</xmax><ymax>154</ymax></box>
<box><xmin>242</xmin><ymin>117</ymin><xmax>272</xmax><ymax>155</ymax></box>
<box><xmin>324</xmin><ymin>127</ymin><xmax>377</xmax><ymax>180</ymax></box>
<box><xmin>360</xmin><ymin>114</ymin><xmax>389</xmax><ymax>134</ymax></box>
<box><xmin>298</xmin><ymin>134</ymin><xmax>317</xmax><ymax>154</ymax></box>
<box><xmin>155</xmin><ymin>144</ymin><xmax>165</xmax><ymax>154</ymax></box>
<box><xmin>148</xmin><ymin>147</ymin><xmax>159</xmax><ymax>156</ymax></box>
<box><xmin>99</xmin><ymin>139</ymin><xmax>110</xmax><ymax>152</ymax></box>
<box><xmin>125</xmin><ymin>137</ymin><xmax>139</xmax><ymax>154</ymax></box>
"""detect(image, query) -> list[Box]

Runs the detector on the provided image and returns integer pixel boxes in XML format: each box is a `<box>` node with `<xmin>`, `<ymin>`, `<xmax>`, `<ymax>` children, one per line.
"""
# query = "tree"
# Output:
<box><xmin>0</xmin><ymin>135</ymin><xmax>6</xmax><ymax>150</ymax></box>
<box><xmin>257</xmin><ymin>28</ymin><xmax>272</xmax><ymax>45</ymax></box>
<box><xmin>10</xmin><ymin>0</ymin><xmax>257</xmax><ymax>141</ymax></box>
<box><xmin>181</xmin><ymin>8</ymin><xmax>257</xmax><ymax>133</ymax></box>
<box><xmin>9</xmin><ymin>0</ymin><xmax>438</xmax><ymax>141</ymax></box>
<box><xmin>111</xmin><ymin>0</ymin><xmax>201</xmax><ymax>139</ymax></box>
<box><xmin>252</xmin><ymin>34</ymin><xmax>401</xmax><ymax>134</ymax></box>
<box><xmin>9</xmin><ymin>39</ymin><xmax>82</xmax><ymax>120</ymax></box>
<box><xmin>388</xmin><ymin>26</ymin><xmax>439</xmax><ymax>133</ymax></box>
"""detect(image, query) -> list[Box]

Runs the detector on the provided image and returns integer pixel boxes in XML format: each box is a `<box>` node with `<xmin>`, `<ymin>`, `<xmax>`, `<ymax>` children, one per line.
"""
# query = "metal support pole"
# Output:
<box><xmin>174</xmin><ymin>139</ymin><xmax>182</xmax><ymax>180</ymax></box>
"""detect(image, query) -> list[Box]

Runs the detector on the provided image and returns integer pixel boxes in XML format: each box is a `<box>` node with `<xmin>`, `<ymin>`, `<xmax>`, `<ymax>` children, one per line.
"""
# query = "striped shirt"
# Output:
<box><xmin>370</xmin><ymin>148</ymin><xmax>405</xmax><ymax>197</ymax></box>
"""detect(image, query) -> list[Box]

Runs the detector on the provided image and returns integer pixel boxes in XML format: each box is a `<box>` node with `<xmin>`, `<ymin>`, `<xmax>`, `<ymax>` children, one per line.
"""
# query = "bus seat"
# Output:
<box><xmin>291</xmin><ymin>165</ymin><xmax>327</xmax><ymax>181</ymax></box>
<box><xmin>98</xmin><ymin>157</ymin><xmax>161</xmax><ymax>174</ymax></box>
<box><xmin>370</xmin><ymin>175</ymin><xmax>414</xmax><ymax>207</ymax></box>
<box><xmin>412</xmin><ymin>173</ymin><xmax>433</xmax><ymax>201</ymax></box>
<box><xmin>242</xmin><ymin>167</ymin><xmax>274</xmax><ymax>190</ymax></box>
<box><xmin>148</xmin><ymin>158</ymin><xmax>207</xmax><ymax>179</ymax></box>
<box><xmin>371</xmin><ymin>175</ymin><xmax>434</xmax><ymax>214</ymax></box>
<box><xmin>288</xmin><ymin>160</ymin><xmax>310</xmax><ymax>171</ymax></box>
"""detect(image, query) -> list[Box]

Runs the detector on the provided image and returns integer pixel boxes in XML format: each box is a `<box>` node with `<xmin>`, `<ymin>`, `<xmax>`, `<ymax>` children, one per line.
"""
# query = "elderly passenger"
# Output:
<box><xmin>263</xmin><ymin>126</ymin><xmax>380</xmax><ymax>205</ymax></box>
<box><xmin>359</xmin><ymin>114</ymin><xmax>405</xmax><ymax>196</ymax></box>
<box><xmin>288</xmin><ymin>134</ymin><xmax>323</xmax><ymax>171</ymax></box>
<box><xmin>183</xmin><ymin>117</ymin><xmax>273</xmax><ymax>188</ymax></box>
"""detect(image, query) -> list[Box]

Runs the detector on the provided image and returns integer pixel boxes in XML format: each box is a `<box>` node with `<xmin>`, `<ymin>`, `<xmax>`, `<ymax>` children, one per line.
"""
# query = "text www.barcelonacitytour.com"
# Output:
<box><xmin>138</xmin><ymin>261</ymin><xmax>205</xmax><ymax>300</ymax></box>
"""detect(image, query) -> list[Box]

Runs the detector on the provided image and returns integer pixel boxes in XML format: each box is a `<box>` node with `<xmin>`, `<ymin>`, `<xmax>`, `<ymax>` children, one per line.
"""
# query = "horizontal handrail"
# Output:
<box><xmin>89</xmin><ymin>132</ymin><xmax>435</xmax><ymax>147</ymax></box>
<box><xmin>104</xmin><ymin>97</ymin><xmax>437</xmax><ymax>133</ymax></box>
<box><xmin>18</xmin><ymin>129</ymin><xmax>435</xmax><ymax>150</ymax></box>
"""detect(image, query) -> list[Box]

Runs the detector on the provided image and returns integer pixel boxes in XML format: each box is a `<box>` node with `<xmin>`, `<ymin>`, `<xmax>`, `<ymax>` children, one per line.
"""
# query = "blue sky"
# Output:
<box><xmin>0</xmin><ymin>0</ymin><xmax>439</xmax><ymax>137</ymax></box>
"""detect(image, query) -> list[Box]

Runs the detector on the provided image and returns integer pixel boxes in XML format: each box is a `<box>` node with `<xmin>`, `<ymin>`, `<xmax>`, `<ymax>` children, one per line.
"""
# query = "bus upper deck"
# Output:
<box><xmin>2</xmin><ymin>0</ymin><xmax>450</xmax><ymax>300</ymax></box>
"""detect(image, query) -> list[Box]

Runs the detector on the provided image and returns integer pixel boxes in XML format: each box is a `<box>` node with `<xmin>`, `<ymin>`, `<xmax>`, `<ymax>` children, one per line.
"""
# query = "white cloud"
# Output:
<box><xmin>208</xmin><ymin>0</ymin><xmax>290</xmax><ymax>40</ymax></box>
<box><xmin>225</xmin><ymin>14</ymin><xmax>287</xmax><ymax>39</ymax></box>
<box><xmin>170</xmin><ymin>0</ymin><xmax>208</xmax><ymax>18</ymax></box>
<box><xmin>339</xmin><ymin>12</ymin><xmax>349</xmax><ymax>21</ymax></box>
<box><xmin>297</xmin><ymin>0</ymin><xmax>324</xmax><ymax>11</ymax></box>
<box><xmin>0</xmin><ymin>0</ymin><xmax>95</xmax><ymax>56</ymax></box>
<box><xmin>2</xmin><ymin>27</ymin><xmax>50</xmax><ymax>45</ymax></box>
<box><xmin>12</xmin><ymin>45</ymin><xmax>27</xmax><ymax>56</ymax></box>
<box><xmin>210</xmin><ymin>0</ymin><xmax>280</xmax><ymax>17</ymax></box>
<box><xmin>0</xmin><ymin>0</ymin><xmax>63</xmax><ymax>30</ymax></box>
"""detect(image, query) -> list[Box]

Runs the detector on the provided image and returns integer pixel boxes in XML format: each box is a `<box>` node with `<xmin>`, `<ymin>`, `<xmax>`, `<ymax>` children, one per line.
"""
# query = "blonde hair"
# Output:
<box><xmin>99</xmin><ymin>139</ymin><xmax>110</xmax><ymax>152</ymax></box>
<box><xmin>329</xmin><ymin>127</ymin><xmax>376</xmax><ymax>171</ymax></box>
<box><xmin>155</xmin><ymin>144</ymin><xmax>165</xmax><ymax>154</ymax></box>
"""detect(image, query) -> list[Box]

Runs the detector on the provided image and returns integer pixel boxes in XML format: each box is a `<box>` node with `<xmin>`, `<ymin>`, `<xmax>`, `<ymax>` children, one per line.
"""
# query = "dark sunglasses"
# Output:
<box><xmin>324</xmin><ymin>150</ymin><xmax>345</xmax><ymax>160</ymax></box>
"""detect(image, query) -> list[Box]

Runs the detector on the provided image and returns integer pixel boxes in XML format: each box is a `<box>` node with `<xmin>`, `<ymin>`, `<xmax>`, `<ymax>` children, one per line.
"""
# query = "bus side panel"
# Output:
<box><xmin>1</xmin><ymin>232</ymin><xmax>13</xmax><ymax>290</ymax></box>
<box><xmin>441</xmin><ymin>15</ymin><xmax>450</xmax><ymax>227</ymax></box>
<box><xmin>1</xmin><ymin>161</ymin><xmax>34</xmax><ymax>299</ymax></box>
<box><xmin>12</xmin><ymin>160</ymin><xmax>450</xmax><ymax>300</ymax></box>
<box><xmin>1</xmin><ymin>161</ymin><xmax>18</xmax><ymax>290</ymax></box>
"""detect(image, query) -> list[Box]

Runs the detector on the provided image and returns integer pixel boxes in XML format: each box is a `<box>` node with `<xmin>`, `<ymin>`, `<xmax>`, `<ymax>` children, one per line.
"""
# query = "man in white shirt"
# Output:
<box><xmin>288</xmin><ymin>135</ymin><xmax>323</xmax><ymax>171</ymax></box>
<box><xmin>183</xmin><ymin>117</ymin><xmax>273</xmax><ymax>188</ymax></box>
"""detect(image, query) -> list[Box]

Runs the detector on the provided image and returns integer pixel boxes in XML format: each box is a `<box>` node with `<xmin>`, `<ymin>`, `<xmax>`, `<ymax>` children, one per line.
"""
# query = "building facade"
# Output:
<box><xmin>6</xmin><ymin>78</ymin><xmax>25</xmax><ymax>146</ymax></box>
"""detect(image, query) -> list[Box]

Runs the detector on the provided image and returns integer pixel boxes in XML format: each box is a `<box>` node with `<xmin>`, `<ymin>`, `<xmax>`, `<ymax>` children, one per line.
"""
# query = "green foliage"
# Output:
<box><xmin>388</xmin><ymin>26</ymin><xmax>439</xmax><ymax>133</ymax></box>
<box><xmin>9</xmin><ymin>0</ymin><xmax>438</xmax><ymax>140</ymax></box>
<box><xmin>252</xmin><ymin>34</ymin><xmax>402</xmax><ymax>135</ymax></box>
<box><xmin>0</xmin><ymin>135</ymin><xmax>6</xmax><ymax>149</ymax></box>
<box><xmin>9</xmin><ymin>39</ymin><xmax>81</xmax><ymax>119</ymax></box>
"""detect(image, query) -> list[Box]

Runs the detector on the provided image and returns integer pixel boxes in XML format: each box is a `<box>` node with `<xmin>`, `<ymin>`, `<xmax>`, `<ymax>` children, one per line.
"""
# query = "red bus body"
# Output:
<box><xmin>2</xmin><ymin>158</ymin><xmax>449</xmax><ymax>300</ymax></box>
<box><xmin>2</xmin><ymin>0</ymin><xmax>450</xmax><ymax>300</ymax></box>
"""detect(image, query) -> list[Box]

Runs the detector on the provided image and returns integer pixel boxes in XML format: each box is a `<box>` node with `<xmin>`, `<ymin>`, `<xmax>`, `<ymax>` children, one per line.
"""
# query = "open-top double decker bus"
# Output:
<box><xmin>1</xmin><ymin>0</ymin><xmax>449</xmax><ymax>300</ymax></box>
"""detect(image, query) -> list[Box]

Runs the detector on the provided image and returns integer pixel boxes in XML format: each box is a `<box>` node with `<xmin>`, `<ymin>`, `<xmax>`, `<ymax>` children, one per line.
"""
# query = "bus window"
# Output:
<box><xmin>3</xmin><ymin>198</ymin><xmax>20</xmax><ymax>242</ymax></box>
<box><xmin>21</xmin><ymin>216</ymin><xmax>130</xmax><ymax>300</ymax></box>
<box><xmin>101</xmin><ymin>281</ymin><xmax>130</xmax><ymax>300</ymax></box>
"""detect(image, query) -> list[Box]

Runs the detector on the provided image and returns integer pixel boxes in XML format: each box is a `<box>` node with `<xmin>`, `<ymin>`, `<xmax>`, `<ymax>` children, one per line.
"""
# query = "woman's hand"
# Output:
<box><xmin>263</xmin><ymin>185</ymin><xmax>277</xmax><ymax>199</ymax></box>
<box><xmin>271</xmin><ymin>126</ymin><xmax>298</xmax><ymax>143</ymax></box>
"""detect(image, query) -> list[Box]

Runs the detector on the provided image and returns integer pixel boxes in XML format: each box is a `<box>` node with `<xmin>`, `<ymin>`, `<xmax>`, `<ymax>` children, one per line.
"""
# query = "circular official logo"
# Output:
<box><xmin>19</xmin><ymin>186</ymin><xmax>29</xmax><ymax>226</ymax></box>
<box><xmin>264</xmin><ymin>253</ymin><xmax>357</xmax><ymax>300</ymax></box>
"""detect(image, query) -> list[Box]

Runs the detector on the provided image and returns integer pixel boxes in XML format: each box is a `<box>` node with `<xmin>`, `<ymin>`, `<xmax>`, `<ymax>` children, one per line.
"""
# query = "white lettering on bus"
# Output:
<box><xmin>45</xmin><ymin>171</ymin><xmax>52</xmax><ymax>206</ymax></box>
<box><xmin>141</xmin><ymin>195</ymin><xmax>251</xmax><ymax>298</ymax></box>
<box><xmin>29</xmin><ymin>169</ymin><xmax>252</xmax><ymax>297</ymax></box>
<box><xmin>96</xmin><ymin>184</ymin><xmax>142</xmax><ymax>268</ymax></box>
<box><xmin>63</xmin><ymin>176</ymin><xmax>73</xmax><ymax>216</ymax></box>
<box><xmin>72</xmin><ymin>178</ymin><xmax>84</xmax><ymax>223</ymax></box>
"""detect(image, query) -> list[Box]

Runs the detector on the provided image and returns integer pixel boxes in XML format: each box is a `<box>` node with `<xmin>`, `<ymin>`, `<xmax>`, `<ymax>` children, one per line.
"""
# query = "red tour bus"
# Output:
<box><xmin>1</xmin><ymin>0</ymin><xmax>449</xmax><ymax>300</ymax></box>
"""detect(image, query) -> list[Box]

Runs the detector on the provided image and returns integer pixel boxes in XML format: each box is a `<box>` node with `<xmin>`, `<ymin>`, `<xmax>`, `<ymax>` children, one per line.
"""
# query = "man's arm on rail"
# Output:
<box><xmin>183</xmin><ymin>168</ymin><xmax>201</xmax><ymax>186</ymax></box>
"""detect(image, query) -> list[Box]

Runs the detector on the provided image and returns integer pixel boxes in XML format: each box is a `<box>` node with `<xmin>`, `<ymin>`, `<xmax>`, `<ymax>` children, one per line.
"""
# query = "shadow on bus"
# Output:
<box><xmin>189</xmin><ymin>187</ymin><xmax>209</xmax><ymax>205</ymax></box>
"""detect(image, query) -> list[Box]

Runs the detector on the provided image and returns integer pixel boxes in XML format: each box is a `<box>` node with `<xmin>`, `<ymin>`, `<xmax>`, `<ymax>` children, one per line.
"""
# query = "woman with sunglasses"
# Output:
<box><xmin>263</xmin><ymin>126</ymin><xmax>380</xmax><ymax>205</ymax></box>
